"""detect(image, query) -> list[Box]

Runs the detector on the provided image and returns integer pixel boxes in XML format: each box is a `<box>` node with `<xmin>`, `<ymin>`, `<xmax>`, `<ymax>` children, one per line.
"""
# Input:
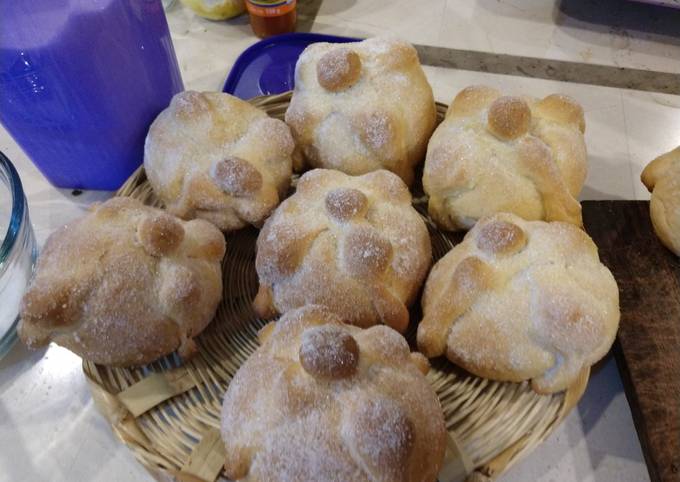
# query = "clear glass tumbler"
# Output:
<box><xmin>0</xmin><ymin>151</ymin><xmax>37</xmax><ymax>358</ymax></box>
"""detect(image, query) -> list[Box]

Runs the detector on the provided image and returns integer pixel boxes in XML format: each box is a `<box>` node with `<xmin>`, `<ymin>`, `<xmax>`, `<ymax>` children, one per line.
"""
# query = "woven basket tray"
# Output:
<box><xmin>83</xmin><ymin>92</ymin><xmax>589</xmax><ymax>482</ymax></box>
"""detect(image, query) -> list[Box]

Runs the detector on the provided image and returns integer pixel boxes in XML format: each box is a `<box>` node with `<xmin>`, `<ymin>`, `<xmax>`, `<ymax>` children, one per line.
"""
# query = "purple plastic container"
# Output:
<box><xmin>0</xmin><ymin>0</ymin><xmax>183</xmax><ymax>190</ymax></box>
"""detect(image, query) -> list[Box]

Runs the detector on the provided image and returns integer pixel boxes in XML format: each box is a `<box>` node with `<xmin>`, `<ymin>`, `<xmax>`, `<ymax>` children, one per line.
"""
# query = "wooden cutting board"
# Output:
<box><xmin>582</xmin><ymin>201</ymin><xmax>680</xmax><ymax>482</ymax></box>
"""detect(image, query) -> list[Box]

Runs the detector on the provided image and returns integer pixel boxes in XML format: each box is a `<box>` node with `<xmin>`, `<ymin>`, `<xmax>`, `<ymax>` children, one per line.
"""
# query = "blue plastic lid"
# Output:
<box><xmin>223</xmin><ymin>33</ymin><xmax>358</xmax><ymax>99</ymax></box>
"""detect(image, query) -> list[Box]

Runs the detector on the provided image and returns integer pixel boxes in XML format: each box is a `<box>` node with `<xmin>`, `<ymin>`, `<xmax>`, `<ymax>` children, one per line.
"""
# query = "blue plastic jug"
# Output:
<box><xmin>0</xmin><ymin>0</ymin><xmax>184</xmax><ymax>190</ymax></box>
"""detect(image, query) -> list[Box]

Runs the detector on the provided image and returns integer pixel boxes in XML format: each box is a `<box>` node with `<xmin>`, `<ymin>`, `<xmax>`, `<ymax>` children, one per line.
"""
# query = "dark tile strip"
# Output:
<box><xmin>414</xmin><ymin>44</ymin><xmax>680</xmax><ymax>95</ymax></box>
<box><xmin>297</xmin><ymin>0</ymin><xmax>324</xmax><ymax>33</ymax></box>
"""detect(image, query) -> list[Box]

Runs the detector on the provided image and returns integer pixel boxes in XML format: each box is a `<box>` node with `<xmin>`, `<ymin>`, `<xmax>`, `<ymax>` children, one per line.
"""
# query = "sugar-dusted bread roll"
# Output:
<box><xmin>253</xmin><ymin>168</ymin><xmax>431</xmax><ymax>333</ymax></box>
<box><xmin>423</xmin><ymin>85</ymin><xmax>587</xmax><ymax>231</ymax></box>
<box><xmin>641</xmin><ymin>146</ymin><xmax>680</xmax><ymax>256</ymax></box>
<box><xmin>220</xmin><ymin>305</ymin><xmax>447</xmax><ymax>482</ymax></box>
<box><xmin>144</xmin><ymin>91</ymin><xmax>295</xmax><ymax>231</ymax></box>
<box><xmin>285</xmin><ymin>37</ymin><xmax>436</xmax><ymax>185</ymax></box>
<box><xmin>417</xmin><ymin>213</ymin><xmax>619</xmax><ymax>393</ymax></box>
<box><xmin>18</xmin><ymin>197</ymin><xmax>226</xmax><ymax>366</ymax></box>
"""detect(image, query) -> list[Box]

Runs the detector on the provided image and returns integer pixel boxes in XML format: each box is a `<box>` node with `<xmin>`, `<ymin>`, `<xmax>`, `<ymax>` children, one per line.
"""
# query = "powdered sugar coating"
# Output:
<box><xmin>144</xmin><ymin>91</ymin><xmax>295</xmax><ymax>232</ymax></box>
<box><xmin>423</xmin><ymin>85</ymin><xmax>587</xmax><ymax>231</ymax></box>
<box><xmin>18</xmin><ymin>197</ymin><xmax>226</xmax><ymax>366</ymax></box>
<box><xmin>316</xmin><ymin>47</ymin><xmax>362</xmax><ymax>92</ymax></box>
<box><xmin>476</xmin><ymin>219</ymin><xmax>527</xmax><ymax>255</ymax></box>
<box><xmin>487</xmin><ymin>96</ymin><xmax>531</xmax><ymax>140</ymax></box>
<box><xmin>417</xmin><ymin>212</ymin><xmax>620</xmax><ymax>393</ymax></box>
<box><xmin>220</xmin><ymin>306</ymin><xmax>446</xmax><ymax>481</ymax></box>
<box><xmin>325</xmin><ymin>187</ymin><xmax>368</xmax><ymax>221</ymax></box>
<box><xmin>253</xmin><ymin>169</ymin><xmax>431</xmax><ymax>332</ymax></box>
<box><xmin>343</xmin><ymin>396</ymin><xmax>415</xmax><ymax>480</ymax></box>
<box><xmin>299</xmin><ymin>325</ymin><xmax>359</xmax><ymax>379</ymax></box>
<box><xmin>285</xmin><ymin>37</ymin><xmax>436</xmax><ymax>186</ymax></box>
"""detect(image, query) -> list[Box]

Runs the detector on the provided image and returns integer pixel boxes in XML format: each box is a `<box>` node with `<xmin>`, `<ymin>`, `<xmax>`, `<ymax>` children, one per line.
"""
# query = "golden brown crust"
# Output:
<box><xmin>254</xmin><ymin>169</ymin><xmax>431</xmax><ymax>332</ymax></box>
<box><xmin>423</xmin><ymin>85</ymin><xmax>587</xmax><ymax>231</ymax></box>
<box><xmin>316</xmin><ymin>48</ymin><xmax>362</xmax><ymax>92</ymax></box>
<box><xmin>211</xmin><ymin>156</ymin><xmax>263</xmax><ymax>197</ymax></box>
<box><xmin>220</xmin><ymin>306</ymin><xmax>447</xmax><ymax>482</ymax></box>
<box><xmin>534</xmin><ymin>94</ymin><xmax>585</xmax><ymax>134</ymax></box>
<box><xmin>136</xmin><ymin>212</ymin><xmax>185</xmax><ymax>257</ymax></box>
<box><xmin>475</xmin><ymin>219</ymin><xmax>527</xmax><ymax>255</ymax></box>
<box><xmin>285</xmin><ymin>37</ymin><xmax>436</xmax><ymax>186</ymax></box>
<box><xmin>417</xmin><ymin>213</ymin><xmax>620</xmax><ymax>393</ymax></box>
<box><xmin>18</xmin><ymin>198</ymin><xmax>225</xmax><ymax>366</ymax></box>
<box><xmin>409</xmin><ymin>352</ymin><xmax>431</xmax><ymax>375</ymax></box>
<box><xmin>515</xmin><ymin>136</ymin><xmax>583</xmax><ymax>226</ymax></box>
<box><xmin>299</xmin><ymin>325</ymin><xmax>359</xmax><ymax>379</ymax></box>
<box><xmin>144</xmin><ymin>91</ymin><xmax>295</xmax><ymax>232</ymax></box>
<box><xmin>253</xmin><ymin>285</ymin><xmax>277</xmax><ymax>319</ymax></box>
<box><xmin>417</xmin><ymin>256</ymin><xmax>496</xmax><ymax>359</ymax></box>
<box><xmin>341</xmin><ymin>225</ymin><xmax>393</xmax><ymax>278</ymax></box>
<box><xmin>487</xmin><ymin>96</ymin><xmax>531</xmax><ymax>140</ymax></box>
<box><xmin>446</xmin><ymin>85</ymin><xmax>501</xmax><ymax>119</ymax></box>
<box><xmin>641</xmin><ymin>146</ymin><xmax>680</xmax><ymax>255</ymax></box>
<box><xmin>324</xmin><ymin>187</ymin><xmax>368</xmax><ymax>221</ymax></box>
<box><xmin>354</xmin><ymin>111</ymin><xmax>399</xmax><ymax>159</ymax></box>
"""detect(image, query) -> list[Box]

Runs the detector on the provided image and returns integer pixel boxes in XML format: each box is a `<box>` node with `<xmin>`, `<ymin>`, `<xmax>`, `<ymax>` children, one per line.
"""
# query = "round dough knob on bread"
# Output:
<box><xmin>299</xmin><ymin>324</ymin><xmax>360</xmax><ymax>379</ymax></box>
<box><xmin>316</xmin><ymin>47</ymin><xmax>362</xmax><ymax>92</ymax></box>
<box><xmin>487</xmin><ymin>96</ymin><xmax>531</xmax><ymax>140</ymax></box>
<box><xmin>285</xmin><ymin>37</ymin><xmax>436</xmax><ymax>186</ymax></box>
<box><xmin>211</xmin><ymin>156</ymin><xmax>263</xmax><ymax>197</ymax></box>
<box><xmin>417</xmin><ymin>212</ymin><xmax>620</xmax><ymax>394</ymax></box>
<box><xmin>423</xmin><ymin>85</ymin><xmax>587</xmax><ymax>231</ymax></box>
<box><xmin>18</xmin><ymin>197</ymin><xmax>226</xmax><ymax>366</ymax></box>
<box><xmin>641</xmin><ymin>146</ymin><xmax>680</xmax><ymax>256</ymax></box>
<box><xmin>253</xmin><ymin>168</ymin><xmax>431</xmax><ymax>333</ymax></box>
<box><xmin>136</xmin><ymin>212</ymin><xmax>185</xmax><ymax>256</ymax></box>
<box><xmin>220</xmin><ymin>305</ymin><xmax>447</xmax><ymax>481</ymax></box>
<box><xmin>144</xmin><ymin>91</ymin><xmax>296</xmax><ymax>232</ymax></box>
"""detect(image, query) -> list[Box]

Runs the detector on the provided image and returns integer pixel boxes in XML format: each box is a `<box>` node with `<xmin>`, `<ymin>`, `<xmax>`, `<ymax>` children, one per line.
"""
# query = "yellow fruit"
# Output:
<box><xmin>180</xmin><ymin>0</ymin><xmax>245</xmax><ymax>20</ymax></box>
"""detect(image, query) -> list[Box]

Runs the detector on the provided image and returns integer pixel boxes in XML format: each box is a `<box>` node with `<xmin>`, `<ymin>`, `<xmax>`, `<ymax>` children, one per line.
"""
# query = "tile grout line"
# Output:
<box><xmin>619</xmin><ymin>93</ymin><xmax>639</xmax><ymax>200</ymax></box>
<box><xmin>413</xmin><ymin>44</ymin><xmax>680</xmax><ymax>95</ymax></box>
<box><xmin>296</xmin><ymin>0</ymin><xmax>324</xmax><ymax>33</ymax></box>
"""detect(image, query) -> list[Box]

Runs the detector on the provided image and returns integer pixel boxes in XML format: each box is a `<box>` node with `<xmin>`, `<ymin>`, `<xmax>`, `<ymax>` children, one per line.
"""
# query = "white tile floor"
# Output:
<box><xmin>2</xmin><ymin>1</ymin><xmax>680</xmax><ymax>481</ymax></box>
<box><xmin>624</xmin><ymin>90</ymin><xmax>680</xmax><ymax>199</ymax></box>
<box><xmin>313</xmin><ymin>0</ymin><xmax>680</xmax><ymax>73</ymax></box>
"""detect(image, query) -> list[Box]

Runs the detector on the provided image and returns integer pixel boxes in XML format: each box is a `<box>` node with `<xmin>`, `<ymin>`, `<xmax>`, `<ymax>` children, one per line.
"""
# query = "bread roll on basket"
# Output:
<box><xmin>81</xmin><ymin>92</ymin><xmax>591</xmax><ymax>482</ymax></box>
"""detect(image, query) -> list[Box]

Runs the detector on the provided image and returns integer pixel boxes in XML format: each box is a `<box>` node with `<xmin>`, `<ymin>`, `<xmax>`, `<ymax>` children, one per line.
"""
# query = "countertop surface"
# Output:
<box><xmin>2</xmin><ymin>1</ymin><xmax>680</xmax><ymax>481</ymax></box>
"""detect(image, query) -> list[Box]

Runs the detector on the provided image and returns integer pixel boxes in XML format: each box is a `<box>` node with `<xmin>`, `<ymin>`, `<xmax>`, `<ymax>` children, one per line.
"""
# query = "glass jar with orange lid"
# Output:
<box><xmin>246</xmin><ymin>0</ymin><xmax>297</xmax><ymax>38</ymax></box>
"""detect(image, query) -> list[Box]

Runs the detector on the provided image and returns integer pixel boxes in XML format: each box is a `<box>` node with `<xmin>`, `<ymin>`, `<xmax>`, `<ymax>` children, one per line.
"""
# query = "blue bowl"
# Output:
<box><xmin>223</xmin><ymin>32</ymin><xmax>358</xmax><ymax>99</ymax></box>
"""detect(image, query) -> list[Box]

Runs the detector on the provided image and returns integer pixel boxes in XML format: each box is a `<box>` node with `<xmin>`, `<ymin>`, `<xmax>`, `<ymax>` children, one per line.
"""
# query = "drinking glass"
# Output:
<box><xmin>0</xmin><ymin>151</ymin><xmax>37</xmax><ymax>359</ymax></box>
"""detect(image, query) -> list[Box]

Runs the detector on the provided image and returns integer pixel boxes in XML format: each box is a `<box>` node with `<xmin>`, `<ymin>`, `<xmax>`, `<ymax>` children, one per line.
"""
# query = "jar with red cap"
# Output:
<box><xmin>246</xmin><ymin>0</ymin><xmax>297</xmax><ymax>38</ymax></box>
